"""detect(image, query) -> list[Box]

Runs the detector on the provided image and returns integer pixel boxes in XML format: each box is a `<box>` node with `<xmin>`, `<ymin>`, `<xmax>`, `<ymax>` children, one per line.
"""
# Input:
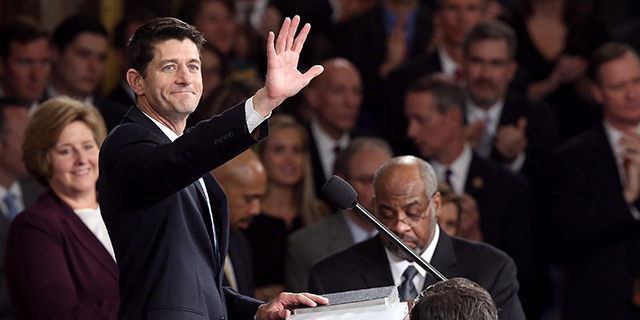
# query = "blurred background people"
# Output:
<box><xmin>436</xmin><ymin>182</ymin><xmax>461</xmax><ymax>236</ymax></box>
<box><xmin>48</xmin><ymin>15</ymin><xmax>109</xmax><ymax>105</ymax></box>
<box><xmin>410</xmin><ymin>277</ymin><xmax>498</xmax><ymax>320</ymax></box>
<box><xmin>551</xmin><ymin>42</ymin><xmax>640</xmax><ymax>320</ymax></box>
<box><xmin>504</xmin><ymin>0</ymin><xmax>609</xmax><ymax>141</ymax></box>
<box><xmin>285</xmin><ymin>137</ymin><xmax>392</xmax><ymax>292</ymax></box>
<box><xmin>6</xmin><ymin>96</ymin><xmax>118</xmax><ymax>319</ymax></box>
<box><xmin>247</xmin><ymin>114</ymin><xmax>331</xmax><ymax>301</ymax></box>
<box><xmin>212</xmin><ymin>149</ymin><xmax>267</xmax><ymax>298</ymax></box>
<box><xmin>0</xmin><ymin>16</ymin><xmax>50</xmax><ymax>112</ymax></box>
<box><xmin>404</xmin><ymin>74</ymin><xmax>534</xmax><ymax>304</ymax></box>
<box><xmin>301</xmin><ymin>58</ymin><xmax>369</xmax><ymax>200</ymax></box>
<box><xmin>99</xmin><ymin>8</ymin><xmax>157</xmax><ymax>132</ymax></box>
<box><xmin>0</xmin><ymin>99</ymin><xmax>45</xmax><ymax>320</ymax></box>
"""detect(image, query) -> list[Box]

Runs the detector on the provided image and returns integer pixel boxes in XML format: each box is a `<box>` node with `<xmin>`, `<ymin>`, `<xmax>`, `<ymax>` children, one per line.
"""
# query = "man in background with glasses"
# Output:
<box><xmin>308</xmin><ymin>155</ymin><xmax>524</xmax><ymax>320</ymax></box>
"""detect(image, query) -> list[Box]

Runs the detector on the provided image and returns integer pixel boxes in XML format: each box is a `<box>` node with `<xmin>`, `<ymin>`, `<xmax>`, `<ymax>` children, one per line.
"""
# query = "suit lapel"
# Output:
<box><xmin>362</xmin><ymin>237</ymin><xmax>395</xmax><ymax>288</ymax></box>
<box><xmin>424</xmin><ymin>230</ymin><xmax>456</xmax><ymax>290</ymax></box>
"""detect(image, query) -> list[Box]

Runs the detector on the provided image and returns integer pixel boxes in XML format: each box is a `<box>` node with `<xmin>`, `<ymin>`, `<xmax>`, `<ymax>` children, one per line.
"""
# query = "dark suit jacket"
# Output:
<box><xmin>225</xmin><ymin>231</ymin><xmax>255</xmax><ymax>297</ymax></box>
<box><xmin>464</xmin><ymin>153</ymin><xmax>534</xmax><ymax>289</ymax></box>
<box><xmin>285</xmin><ymin>213</ymin><xmax>355</xmax><ymax>292</ymax></box>
<box><xmin>308</xmin><ymin>231</ymin><xmax>525</xmax><ymax>320</ymax></box>
<box><xmin>99</xmin><ymin>104</ymin><xmax>265</xmax><ymax>320</ymax></box>
<box><xmin>5</xmin><ymin>189</ymin><xmax>119</xmax><ymax>319</ymax></box>
<box><xmin>0</xmin><ymin>178</ymin><xmax>45</xmax><ymax>320</ymax></box>
<box><xmin>551</xmin><ymin>124</ymin><xmax>640</xmax><ymax>320</ymax></box>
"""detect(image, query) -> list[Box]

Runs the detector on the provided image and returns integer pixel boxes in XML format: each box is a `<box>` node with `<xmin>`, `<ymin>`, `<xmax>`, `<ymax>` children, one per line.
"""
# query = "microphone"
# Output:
<box><xmin>322</xmin><ymin>175</ymin><xmax>447</xmax><ymax>282</ymax></box>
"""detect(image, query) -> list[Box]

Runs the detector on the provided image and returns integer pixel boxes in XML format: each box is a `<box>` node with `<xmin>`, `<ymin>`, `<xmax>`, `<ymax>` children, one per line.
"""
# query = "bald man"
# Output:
<box><xmin>302</xmin><ymin>58</ymin><xmax>368</xmax><ymax>200</ymax></box>
<box><xmin>212</xmin><ymin>149</ymin><xmax>267</xmax><ymax>297</ymax></box>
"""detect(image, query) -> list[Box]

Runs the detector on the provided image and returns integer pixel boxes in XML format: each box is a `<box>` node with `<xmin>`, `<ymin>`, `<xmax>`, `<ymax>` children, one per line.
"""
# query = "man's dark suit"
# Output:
<box><xmin>551</xmin><ymin>124</ymin><xmax>640</xmax><ymax>320</ymax></box>
<box><xmin>464</xmin><ymin>153</ymin><xmax>534</xmax><ymax>289</ymax></box>
<box><xmin>308</xmin><ymin>230</ymin><xmax>525</xmax><ymax>320</ymax></box>
<box><xmin>0</xmin><ymin>178</ymin><xmax>44</xmax><ymax>320</ymax></box>
<box><xmin>99</xmin><ymin>104</ymin><xmax>265</xmax><ymax>320</ymax></box>
<box><xmin>5</xmin><ymin>189</ymin><xmax>119</xmax><ymax>319</ymax></box>
<box><xmin>225</xmin><ymin>231</ymin><xmax>255</xmax><ymax>297</ymax></box>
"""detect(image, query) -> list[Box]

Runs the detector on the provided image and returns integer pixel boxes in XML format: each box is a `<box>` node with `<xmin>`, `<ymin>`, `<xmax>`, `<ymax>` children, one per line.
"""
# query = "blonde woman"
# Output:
<box><xmin>247</xmin><ymin>114</ymin><xmax>330</xmax><ymax>300</ymax></box>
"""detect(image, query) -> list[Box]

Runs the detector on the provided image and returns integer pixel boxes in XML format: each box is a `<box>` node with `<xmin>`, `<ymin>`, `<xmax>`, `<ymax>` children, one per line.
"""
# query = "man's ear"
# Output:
<box><xmin>591</xmin><ymin>81</ymin><xmax>605</xmax><ymax>105</ymax></box>
<box><xmin>126</xmin><ymin>68</ymin><xmax>145</xmax><ymax>96</ymax></box>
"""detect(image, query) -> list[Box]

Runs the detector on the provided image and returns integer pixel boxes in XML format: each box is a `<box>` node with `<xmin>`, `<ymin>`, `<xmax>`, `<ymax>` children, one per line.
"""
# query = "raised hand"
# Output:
<box><xmin>494</xmin><ymin>117</ymin><xmax>528</xmax><ymax>164</ymax></box>
<box><xmin>253</xmin><ymin>16</ymin><xmax>324</xmax><ymax>116</ymax></box>
<box><xmin>619</xmin><ymin>130</ymin><xmax>640</xmax><ymax>203</ymax></box>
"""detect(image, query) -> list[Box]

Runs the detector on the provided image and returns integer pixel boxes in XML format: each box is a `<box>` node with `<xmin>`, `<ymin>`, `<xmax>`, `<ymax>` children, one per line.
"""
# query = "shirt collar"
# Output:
<box><xmin>466</xmin><ymin>99</ymin><xmax>504</xmax><ymax>134</ymax></box>
<box><xmin>437</xmin><ymin>45</ymin><xmax>458</xmax><ymax>77</ymax></box>
<box><xmin>385</xmin><ymin>226</ymin><xmax>440</xmax><ymax>286</ymax></box>
<box><xmin>310</xmin><ymin>117</ymin><xmax>350</xmax><ymax>179</ymax></box>
<box><xmin>142</xmin><ymin>110</ymin><xmax>180</xmax><ymax>142</ymax></box>
<box><xmin>430</xmin><ymin>143</ymin><xmax>472</xmax><ymax>195</ymax></box>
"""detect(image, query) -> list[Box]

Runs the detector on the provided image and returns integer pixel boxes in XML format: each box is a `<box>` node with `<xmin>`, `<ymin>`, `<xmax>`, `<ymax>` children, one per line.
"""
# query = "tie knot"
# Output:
<box><xmin>403</xmin><ymin>265</ymin><xmax>419</xmax><ymax>281</ymax></box>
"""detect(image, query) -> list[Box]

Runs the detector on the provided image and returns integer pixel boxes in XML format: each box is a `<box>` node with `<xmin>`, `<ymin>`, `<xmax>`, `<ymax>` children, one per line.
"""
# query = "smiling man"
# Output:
<box><xmin>98</xmin><ymin>16</ymin><xmax>326</xmax><ymax>320</ymax></box>
<box><xmin>308</xmin><ymin>155</ymin><xmax>524</xmax><ymax>320</ymax></box>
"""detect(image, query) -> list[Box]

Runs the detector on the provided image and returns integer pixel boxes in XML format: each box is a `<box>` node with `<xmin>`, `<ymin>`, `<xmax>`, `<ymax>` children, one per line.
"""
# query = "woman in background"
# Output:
<box><xmin>6</xmin><ymin>97</ymin><xmax>118</xmax><ymax>319</ymax></box>
<box><xmin>247</xmin><ymin>114</ymin><xmax>330</xmax><ymax>301</ymax></box>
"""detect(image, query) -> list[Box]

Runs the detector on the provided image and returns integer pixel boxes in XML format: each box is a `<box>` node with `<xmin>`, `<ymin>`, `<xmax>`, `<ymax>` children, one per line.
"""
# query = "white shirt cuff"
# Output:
<box><xmin>245</xmin><ymin>96</ymin><xmax>271</xmax><ymax>133</ymax></box>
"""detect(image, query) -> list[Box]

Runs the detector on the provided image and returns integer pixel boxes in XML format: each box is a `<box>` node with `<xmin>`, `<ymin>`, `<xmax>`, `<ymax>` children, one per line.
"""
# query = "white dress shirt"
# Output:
<box><xmin>431</xmin><ymin>143</ymin><xmax>473</xmax><ymax>196</ymax></box>
<box><xmin>602</xmin><ymin>120</ymin><xmax>640</xmax><ymax>220</ymax></box>
<box><xmin>437</xmin><ymin>45</ymin><xmax>458</xmax><ymax>78</ymax></box>
<box><xmin>75</xmin><ymin>207</ymin><xmax>117</xmax><ymax>261</ymax></box>
<box><xmin>385</xmin><ymin>226</ymin><xmax>440</xmax><ymax>291</ymax></box>
<box><xmin>309</xmin><ymin>117</ymin><xmax>350</xmax><ymax>181</ymax></box>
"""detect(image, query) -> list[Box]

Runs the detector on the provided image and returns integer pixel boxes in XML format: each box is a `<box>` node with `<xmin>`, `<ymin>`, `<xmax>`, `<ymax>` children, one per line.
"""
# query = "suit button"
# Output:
<box><xmin>228</xmin><ymin>132</ymin><xmax>234</xmax><ymax>138</ymax></box>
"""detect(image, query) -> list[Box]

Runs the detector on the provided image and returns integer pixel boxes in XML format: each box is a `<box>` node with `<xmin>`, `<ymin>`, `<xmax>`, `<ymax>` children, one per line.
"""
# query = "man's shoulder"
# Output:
<box><xmin>312</xmin><ymin>237</ymin><xmax>382</xmax><ymax>272</ymax></box>
<box><xmin>449</xmin><ymin>235</ymin><xmax>513</xmax><ymax>265</ymax></box>
<box><xmin>469</xmin><ymin>154</ymin><xmax>528</xmax><ymax>187</ymax></box>
<box><xmin>289</xmin><ymin>214</ymin><xmax>346</xmax><ymax>243</ymax></box>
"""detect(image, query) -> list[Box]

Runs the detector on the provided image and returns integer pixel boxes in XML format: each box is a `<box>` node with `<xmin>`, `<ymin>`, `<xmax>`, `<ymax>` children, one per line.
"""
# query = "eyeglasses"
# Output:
<box><xmin>378</xmin><ymin>195</ymin><xmax>435</xmax><ymax>228</ymax></box>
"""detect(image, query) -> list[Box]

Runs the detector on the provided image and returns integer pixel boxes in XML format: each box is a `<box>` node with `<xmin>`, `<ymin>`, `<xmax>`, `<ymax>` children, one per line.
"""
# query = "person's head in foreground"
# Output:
<box><xmin>410</xmin><ymin>277</ymin><xmax>498</xmax><ymax>320</ymax></box>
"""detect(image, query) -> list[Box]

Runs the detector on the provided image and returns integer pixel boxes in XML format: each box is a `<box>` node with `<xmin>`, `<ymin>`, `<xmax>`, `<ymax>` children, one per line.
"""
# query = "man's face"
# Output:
<box><xmin>52</xmin><ymin>32</ymin><xmax>108</xmax><ymax>98</ymax></box>
<box><xmin>0</xmin><ymin>107</ymin><xmax>30</xmax><ymax>182</ymax></box>
<box><xmin>1</xmin><ymin>38</ymin><xmax>50</xmax><ymax>102</ymax></box>
<box><xmin>195</xmin><ymin>0</ymin><xmax>237</xmax><ymax>55</ymax></box>
<box><xmin>346</xmin><ymin>148</ymin><xmax>392</xmax><ymax>213</ymax></box>
<box><xmin>374</xmin><ymin>163</ymin><xmax>439</xmax><ymax>259</ymax></box>
<box><xmin>463</xmin><ymin>39</ymin><xmax>516</xmax><ymax>108</ymax></box>
<box><xmin>136</xmin><ymin>39</ymin><xmax>203</xmax><ymax>122</ymax></box>
<box><xmin>308</xmin><ymin>62</ymin><xmax>362</xmax><ymax>137</ymax></box>
<box><xmin>226</xmin><ymin>171</ymin><xmax>267</xmax><ymax>231</ymax></box>
<box><xmin>405</xmin><ymin>91</ymin><xmax>457</xmax><ymax>159</ymax></box>
<box><xmin>437</xmin><ymin>0</ymin><xmax>483</xmax><ymax>46</ymax></box>
<box><xmin>593</xmin><ymin>52</ymin><xmax>640</xmax><ymax>128</ymax></box>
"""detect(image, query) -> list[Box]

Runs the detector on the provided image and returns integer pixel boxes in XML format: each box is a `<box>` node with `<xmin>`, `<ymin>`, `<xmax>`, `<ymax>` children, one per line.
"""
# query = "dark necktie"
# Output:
<box><xmin>399</xmin><ymin>266</ymin><xmax>419</xmax><ymax>300</ymax></box>
<box><xmin>4</xmin><ymin>193</ymin><xmax>19</xmax><ymax>221</ymax></box>
<box><xmin>444</xmin><ymin>168</ymin><xmax>453</xmax><ymax>186</ymax></box>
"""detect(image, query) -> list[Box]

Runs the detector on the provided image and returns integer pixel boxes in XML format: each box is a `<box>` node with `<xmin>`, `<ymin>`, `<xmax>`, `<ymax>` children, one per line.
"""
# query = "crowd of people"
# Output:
<box><xmin>0</xmin><ymin>0</ymin><xmax>639</xmax><ymax>319</ymax></box>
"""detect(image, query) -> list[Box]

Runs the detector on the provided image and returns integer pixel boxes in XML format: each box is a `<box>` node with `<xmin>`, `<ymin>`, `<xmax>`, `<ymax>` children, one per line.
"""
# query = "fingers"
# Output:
<box><xmin>292</xmin><ymin>22</ymin><xmax>311</xmax><ymax>53</ymax></box>
<box><xmin>266</xmin><ymin>31</ymin><xmax>275</xmax><ymax>61</ymax></box>
<box><xmin>301</xmin><ymin>292</ymin><xmax>329</xmax><ymax>305</ymax></box>
<box><xmin>286</xmin><ymin>16</ymin><xmax>300</xmax><ymax>53</ymax></box>
<box><xmin>301</xmin><ymin>65</ymin><xmax>325</xmax><ymax>84</ymax></box>
<box><xmin>275</xmin><ymin>17</ymin><xmax>291</xmax><ymax>54</ymax></box>
<box><xmin>517</xmin><ymin>117</ymin><xmax>527</xmax><ymax>131</ymax></box>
